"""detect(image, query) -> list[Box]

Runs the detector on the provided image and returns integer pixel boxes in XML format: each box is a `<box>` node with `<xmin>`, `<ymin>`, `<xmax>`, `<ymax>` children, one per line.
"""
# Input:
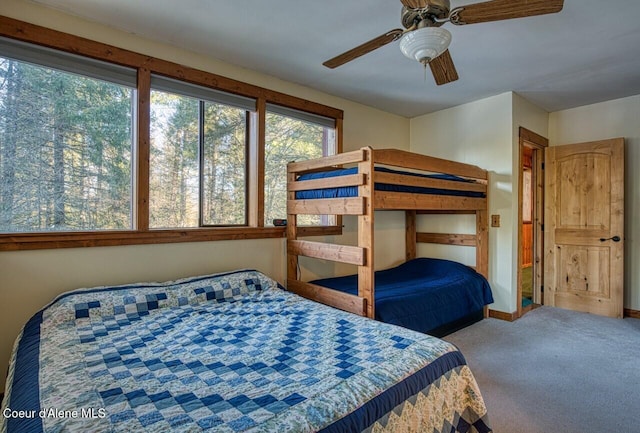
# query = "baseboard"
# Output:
<box><xmin>488</xmin><ymin>309</ymin><xmax>518</xmax><ymax>322</ymax></box>
<box><xmin>490</xmin><ymin>308</ymin><xmax>639</xmax><ymax>320</ymax></box>
<box><xmin>624</xmin><ymin>308</ymin><xmax>640</xmax><ymax>319</ymax></box>
<box><xmin>521</xmin><ymin>303</ymin><xmax>534</xmax><ymax>315</ymax></box>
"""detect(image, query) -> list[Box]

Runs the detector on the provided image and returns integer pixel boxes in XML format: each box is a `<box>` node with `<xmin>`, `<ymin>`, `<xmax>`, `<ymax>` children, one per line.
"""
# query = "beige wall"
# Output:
<box><xmin>549</xmin><ymin>94</ymin><xmax>640</xmax><ymax>311</ymax></box>
<box><xmin>410</xmin><ymin>90</ymin><xmax>639</xmax><ymax>317</ymax></box>
<box><xmin>409</xmin><ymin>92</ymin><xmax>550</xmax><ymax>313</ymax></box>
<box><xmin>0</xmin><ymin>1</ymin><xmax>410</xmax><ymax>391</ymax></box>
<box><xmin>410</xmin><ymin>92</ymin><xmax>514</xmax><ymax>311</ymax></box>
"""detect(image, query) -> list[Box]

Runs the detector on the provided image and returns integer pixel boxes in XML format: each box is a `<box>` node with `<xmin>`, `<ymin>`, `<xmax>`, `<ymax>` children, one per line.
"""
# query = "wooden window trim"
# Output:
<box><xmin>136</xmin><ymin>67</ymin><xmax>151</xmax><ymax>231</ymax></box>
<box><xmin>0</xmin><ymin>16</ymin><xmax>343</xmax><ymax>251</ymax></box>
<box><xmin>0</xmin><ymin>17</ymin><xmax>343</xmax><ymax>119</ymax></box>
<box><xmin>0</xmin><ymin>228</ymin><xmax>286</xmax><ymax>251</ymax></box>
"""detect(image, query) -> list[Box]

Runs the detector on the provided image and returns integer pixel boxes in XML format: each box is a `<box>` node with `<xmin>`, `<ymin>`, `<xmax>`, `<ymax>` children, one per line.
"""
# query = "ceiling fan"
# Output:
<box><xmin>323</xmin><ymin>0</ymin><xmax>564</xmax><ymax>85</ymax></box>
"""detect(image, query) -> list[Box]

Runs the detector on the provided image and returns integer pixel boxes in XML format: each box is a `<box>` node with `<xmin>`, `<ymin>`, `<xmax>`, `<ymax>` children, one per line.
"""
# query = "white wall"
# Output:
<box><xmin>409</xmin><ymin>92</ymin><xmax>550</xmax><ymax>314</ymax></box>
<box><xmin>0</xmin><ymin>1</ymin><xmax>410</xmax><ymax>392</ymax></box>
<box><xmin>511</xmin><ymin>92</ymin><xmax>550</xmax><ymax>304</ymax></box>
<box><xmin>410</xmin><ymin>92</ymin><xmax>514</xmax><ymax>312</ymax></box>
<box><xmin>549</xmin><ymin>94</ymin><xmax>640</xmax><ymax>311</ymax></box>
<box><xmin>409</xmin><ymin>90</ymin><xmax>638</xmax><ymax>316</ymax></box>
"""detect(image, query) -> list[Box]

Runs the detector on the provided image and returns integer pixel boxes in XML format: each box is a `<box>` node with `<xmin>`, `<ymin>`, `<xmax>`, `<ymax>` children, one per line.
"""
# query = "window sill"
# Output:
<box><xmin>0</xmin><ymin>227</ymin><xmax>285</xmax><ymax>251</ymax></box>
<box><xmin>0</xmin><ymin>225</ymin><xmax>343</xmax><ymax>251</ymax></box>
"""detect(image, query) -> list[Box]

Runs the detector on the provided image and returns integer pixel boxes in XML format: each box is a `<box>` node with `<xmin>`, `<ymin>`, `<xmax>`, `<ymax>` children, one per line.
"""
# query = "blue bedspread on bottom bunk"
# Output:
<box><xmin>311</xmin><ymin>258</ymin><xmax>494</xmax><ymax>334</ymax></box>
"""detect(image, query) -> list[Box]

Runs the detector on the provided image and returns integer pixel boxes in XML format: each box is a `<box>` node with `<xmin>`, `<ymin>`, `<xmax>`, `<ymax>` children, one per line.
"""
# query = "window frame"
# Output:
<box><xmin>0</xmin><ymin>16</ymin><xmax>343</xmax><ymax>251</ymax></box>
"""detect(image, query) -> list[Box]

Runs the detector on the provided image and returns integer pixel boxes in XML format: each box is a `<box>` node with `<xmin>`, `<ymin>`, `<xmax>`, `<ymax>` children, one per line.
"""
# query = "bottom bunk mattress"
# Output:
<box><xmin>311</xmin><ymin>258</ymin><xmax>494</xmax><ymax>336</ymax></box>
<box><xmin>1</xmin><ymin>269</ymin><xmax>491</xmax><ymax>433</ymax></box>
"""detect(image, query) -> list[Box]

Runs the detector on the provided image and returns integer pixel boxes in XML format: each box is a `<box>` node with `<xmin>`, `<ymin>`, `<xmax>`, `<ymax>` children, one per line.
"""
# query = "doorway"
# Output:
<box><xmin>517</xmin><ymin>127</ymin><xmax>547</xmax><ymax>317</ymax></box>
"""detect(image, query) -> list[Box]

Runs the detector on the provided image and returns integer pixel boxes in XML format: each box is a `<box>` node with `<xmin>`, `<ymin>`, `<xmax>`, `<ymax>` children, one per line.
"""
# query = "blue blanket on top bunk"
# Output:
<box><xmin>311</xmin><ymin>258</ymin><xmax>494</xmax><ymax>335</ymax></box>
<box><xmin>295</xmin><ymin>166</ymin><xmax>485</xmax><ymax>199</ymax></box>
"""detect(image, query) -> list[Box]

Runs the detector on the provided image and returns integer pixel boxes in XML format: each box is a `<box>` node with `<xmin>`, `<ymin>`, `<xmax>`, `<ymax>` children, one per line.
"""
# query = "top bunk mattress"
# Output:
<box><xmin>295</xmin><ymin>166</ymin><xmax>485</xmax><ymax>199</ymax></box>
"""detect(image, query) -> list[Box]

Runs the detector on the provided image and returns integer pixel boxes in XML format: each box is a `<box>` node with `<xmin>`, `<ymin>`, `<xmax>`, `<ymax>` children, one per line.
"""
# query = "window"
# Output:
<box><xmin>149</xmin><ymin>75</ymin><xmax>255</xmax><ymax>228</ymax></box>
<box><xmin>0</xmin><ymin>21</ymin><xmax>342</xmax><ymax>250</ymax></box>
<box><xmin>0</xmin><ymin>37</ymin><xmax>136</xmax><ymax>233</ymax></box>
<box><xmin>265</xmin><ymin>105</ymin><xmax>336</xmax><ymax>226</ymax></box>
<box><xmin>149</xmin><ymin>90</ymin><xmax>200</xmax><ymax>228</ymax></box>
<box><xmin>201</xmin><ymin>101</ymin><xmax>248</xmax><ymax>226</ymax></box>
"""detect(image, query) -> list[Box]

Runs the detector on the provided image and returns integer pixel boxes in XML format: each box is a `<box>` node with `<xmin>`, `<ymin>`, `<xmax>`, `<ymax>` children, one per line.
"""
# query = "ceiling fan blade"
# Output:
<box><xmin>400</xmin><ymin>0</ymin><xmax>429</xmax><ymax>9</ymax></box>
<box><xmin>323</xmin><ymin>29</ymin><xmax>404</xmax><ymax>69</ymax></box>
<box><xmin>429</xmin><ymin>49</ymin><xmax>459</xmax><ymax>85</ymax></box>
<box><xmin>452</xmin><ymin>0</ymin><xmax>564</xmax><ymax>25</ymax></box>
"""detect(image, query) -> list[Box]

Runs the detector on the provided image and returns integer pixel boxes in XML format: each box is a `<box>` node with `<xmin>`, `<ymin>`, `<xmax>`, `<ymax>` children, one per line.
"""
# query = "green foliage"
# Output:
<box><xmin>149</xmin><ymin>92</ymin><xmax>199</xmax><ymax>228</ymax></box>
<box><xmin>265</xmin><ymin>112</ymin><xmax>328</xmax><ymax>225</ymax></box>
<box><xmin>0</xmin><ymin>57</ymin><xmax>133</xmax><ymax>232</ymax></box>
<box><xmin>149</xmin><ymin>93</ymin><xmax>248</xmax><ymax>228</ymax></box>
<box><xmin>202</xmin><ymin>102</ymin><xmax>246</xmax><ymax>225</ymax></box>
<box><xmin>0</xmin><ymin>57</ymin><xmax>334</xmax><ymax>233</ymax></box>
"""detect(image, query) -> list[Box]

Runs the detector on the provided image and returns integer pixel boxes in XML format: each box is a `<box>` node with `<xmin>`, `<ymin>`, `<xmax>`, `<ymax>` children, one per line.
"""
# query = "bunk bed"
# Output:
<box><xmin>287</xmin><ymin>147</ymin><xmax>493</xmax><ymax>336</ymax></box>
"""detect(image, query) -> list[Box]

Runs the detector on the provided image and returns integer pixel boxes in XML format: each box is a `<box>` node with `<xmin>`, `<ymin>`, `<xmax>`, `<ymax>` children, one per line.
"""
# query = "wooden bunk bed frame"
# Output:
<box><xmin>286</xmin><ymin>146</ymin><xmax>489</xmax><ymax>320</ymax></box>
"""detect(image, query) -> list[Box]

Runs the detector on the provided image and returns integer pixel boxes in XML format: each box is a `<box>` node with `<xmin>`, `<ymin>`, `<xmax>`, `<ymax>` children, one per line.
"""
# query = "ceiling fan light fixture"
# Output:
<box><xmin>399</xmin><ymin>26</ymin><xmax>451</xmax><ymax>65</ymax></box>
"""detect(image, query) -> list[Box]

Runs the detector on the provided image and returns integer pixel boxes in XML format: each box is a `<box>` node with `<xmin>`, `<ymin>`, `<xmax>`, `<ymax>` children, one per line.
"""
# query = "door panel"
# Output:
<box><xmin>544</xmin><ymin>138</ymin><xmax>624</xmax><ymax>318</ymax></box>
<box><xmin>557</xmin><ymin>245</ymin><xmax>609</xmax><ymax>296</ymax></box>
<box><xmin>557</xmin><ymin>154</ymin><xmax>611</xmax><ymax>229</ymax></box>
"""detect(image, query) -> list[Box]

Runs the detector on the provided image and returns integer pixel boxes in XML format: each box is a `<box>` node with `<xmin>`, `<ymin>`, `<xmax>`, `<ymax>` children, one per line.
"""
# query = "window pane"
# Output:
<box><xmin>202</xmin><ymin>103</ymin><xmax>246</xmax><ymax>225</ymax></box>
<box><xmin>149</xmin><ymin>91</ymin><xmax>248</xmax><ymax>228</ymax></box>
<box><xmin>0</xmin><ymin>57</ymin><xmax>133</xmax><ymax>233</ymax></box>
<box><xmin>149</xmin><ymin>90</ymin><xmax>199</xmax><ymax>229</ymax></box>
<box><xmin>265</xmin><ymin>112</ymin><xmax>336</xmax><ymax>226</ymax></box>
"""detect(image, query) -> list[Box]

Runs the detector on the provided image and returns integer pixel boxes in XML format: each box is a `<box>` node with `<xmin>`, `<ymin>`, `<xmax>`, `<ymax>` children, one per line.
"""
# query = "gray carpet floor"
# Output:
<box><xmin>444</xmin><ymin>306</ymin><xmax>640</xmax><ymax>433</ymax></box>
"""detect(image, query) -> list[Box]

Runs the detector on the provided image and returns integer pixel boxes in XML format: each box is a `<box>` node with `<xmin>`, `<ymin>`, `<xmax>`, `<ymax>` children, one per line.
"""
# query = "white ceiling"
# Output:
<box><xmin>26</xmin><ymin>0</ymin><xmax>640</xmax><ymax>117</ymax></box>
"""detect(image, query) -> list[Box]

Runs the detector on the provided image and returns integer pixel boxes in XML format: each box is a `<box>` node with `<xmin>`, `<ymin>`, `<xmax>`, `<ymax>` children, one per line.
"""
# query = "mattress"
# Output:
<box><xmin>1</xmin><ymin>269</ymin><xmax>491</xmax><ymax>433</ymax></box>
<box><xmin>311</xmin><ymin>258</ymin><xmax>494</xmax><ymax>335</ymax></box>
<box><xmin>295</xmin><ymin>166</ymin><xmax>485</xmax><ymax>199</ymax></box>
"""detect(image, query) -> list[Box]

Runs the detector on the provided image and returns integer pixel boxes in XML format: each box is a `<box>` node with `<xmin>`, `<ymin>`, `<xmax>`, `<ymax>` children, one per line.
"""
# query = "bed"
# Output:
<box><xmin>311</xmin><ymin>258</ymin><xmax>493</xmax><ymax>337</ymax></box>
<box><xmin>1</xmin><ymin>269</ymin><xmax>491</xmax><ymax>433</ymax></box>
<box><xmin>286</xmin><ymin>147</ymin><xmax>491</xmax><ymax>329</ymax></box>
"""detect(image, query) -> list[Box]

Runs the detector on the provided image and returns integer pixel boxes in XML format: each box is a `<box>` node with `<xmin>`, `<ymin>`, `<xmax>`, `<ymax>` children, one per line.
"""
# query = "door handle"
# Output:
<box><xmin>599</xmin><ymin>235</ymin><xmax>621</xmax><ymax>242</ymax></box>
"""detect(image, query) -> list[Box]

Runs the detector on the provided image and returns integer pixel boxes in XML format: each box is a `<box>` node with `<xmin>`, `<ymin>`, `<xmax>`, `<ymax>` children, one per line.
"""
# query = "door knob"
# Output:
<box><xmin>599</xmin><ymin>235</ymin><xmax>621</xmax><ymax>242</ymax></box>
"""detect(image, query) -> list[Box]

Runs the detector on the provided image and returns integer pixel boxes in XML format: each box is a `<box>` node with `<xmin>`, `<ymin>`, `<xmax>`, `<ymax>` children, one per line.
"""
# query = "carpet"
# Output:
<box><xmin>445</xmin><ymin>306</ymin><xmax>640</xmax><ymax>433</ymax></box>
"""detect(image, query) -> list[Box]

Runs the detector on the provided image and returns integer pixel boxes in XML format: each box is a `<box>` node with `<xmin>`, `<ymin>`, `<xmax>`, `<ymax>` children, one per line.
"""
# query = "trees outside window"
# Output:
<box><xmin>0</xmin><ymin>20</ymin><xmax>343</xmax><ymax>250</ymax></box>
<box><xmin>0</xmin><ymin>56</ymin><xmax>133</xmax><ymax>233</ymax></box>
<box><xmin>149</xmin><ymin>91</ymin><xmax>199</xmax><ymax>228</ymax></box>
<box><xmin>149</xmin><ymin>90</ymin><xmax>248</xmax><ymax>228</ymax></box>
<box><xmin>202</xmin><ymin>102</ymin><xmax>247</xmax><ymax>226</ymax></box>
<box><xmin>265</xmin><ymin>111</ymin><xmax>335</xmax><ymax>226</ymax></box>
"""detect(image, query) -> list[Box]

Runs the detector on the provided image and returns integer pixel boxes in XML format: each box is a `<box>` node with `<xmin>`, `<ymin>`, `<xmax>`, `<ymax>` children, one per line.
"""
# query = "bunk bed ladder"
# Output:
<box><xmin>286</xmin><ymin>149</ymin><xmax>372</xmax><ymax>317</ymax></box>
<box><xmin>358</xmin><ymin>148</ymin><xmax>375</xmax><ymax>319</ymax></box>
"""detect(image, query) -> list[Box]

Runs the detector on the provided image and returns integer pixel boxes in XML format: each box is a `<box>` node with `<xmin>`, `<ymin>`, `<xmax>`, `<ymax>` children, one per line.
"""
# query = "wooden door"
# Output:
<box><xmin>544</xmin><ymin>138</ymin><xmax>624</xmax><ymax>318</ymax></box>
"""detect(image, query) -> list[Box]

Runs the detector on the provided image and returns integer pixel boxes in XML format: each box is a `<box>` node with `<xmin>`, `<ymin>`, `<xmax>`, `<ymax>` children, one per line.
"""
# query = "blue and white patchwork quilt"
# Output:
<box><xmin>1</xmin><ymin>270</ymin><xmax>491</xmax><ymax>432</ymax></box>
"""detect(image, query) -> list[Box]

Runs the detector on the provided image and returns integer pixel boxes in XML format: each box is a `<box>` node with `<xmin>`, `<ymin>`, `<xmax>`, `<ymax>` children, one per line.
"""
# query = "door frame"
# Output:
<box><xmin>517</xmin><ymin>127</ymin><xmax>548</xmax><ymax>317</ymax></box>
